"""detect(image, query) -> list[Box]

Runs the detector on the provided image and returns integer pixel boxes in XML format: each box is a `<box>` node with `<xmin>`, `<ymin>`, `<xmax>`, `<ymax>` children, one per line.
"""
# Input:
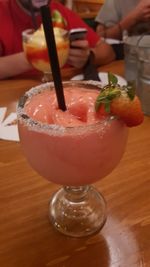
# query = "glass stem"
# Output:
<box><xmin>63</xmin><ymin>185</ymin><xmax>90</xmax><ymax>202</ymax></box>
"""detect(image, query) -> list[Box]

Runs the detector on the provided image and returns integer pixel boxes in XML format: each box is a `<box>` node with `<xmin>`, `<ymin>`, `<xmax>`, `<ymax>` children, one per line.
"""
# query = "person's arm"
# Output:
<box><xmin>0</xmin><ymin>50</ymin><xmax>33</xmax><ymax>80</ymax></box>
<box><xmin>96</xmin><ymin>0</ymin><xmax>150</xmax><ymax>40</ymax></box>
<box><xmin>92</xmin><ymin>40</ymin><xmax>116</xmax><ymax>66</ymax></box>
<box><xmin>119</xmin><ymin>0</ymin><xmax>150</xmax><ymax>32</ymax></box>
<box><xmin>57</xmin><ymin>1</ymin><xmax>115</xmax><ymax>68</ymax></box>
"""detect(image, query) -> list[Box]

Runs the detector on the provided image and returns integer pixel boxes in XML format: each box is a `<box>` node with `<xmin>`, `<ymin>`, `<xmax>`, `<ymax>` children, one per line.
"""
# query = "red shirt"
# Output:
<box><xmin>0</xmin><ymin>0</ymin><xmax>99</xmax><ymax>56</ymax></box>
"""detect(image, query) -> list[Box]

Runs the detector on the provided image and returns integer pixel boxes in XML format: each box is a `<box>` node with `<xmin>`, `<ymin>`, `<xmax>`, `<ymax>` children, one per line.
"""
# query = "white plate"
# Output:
<box><xmin>105</xmin><ymin>38</ymin><xmax>123</xmax><ymax>45</ymax></box>
<box><xmin>71</xmin><ymin>72</ymin><xmax>127</xmax><ymax>86</ymax></box>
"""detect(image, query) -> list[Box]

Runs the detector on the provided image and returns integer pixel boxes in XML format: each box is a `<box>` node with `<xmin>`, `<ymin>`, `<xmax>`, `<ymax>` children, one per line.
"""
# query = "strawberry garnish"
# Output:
<box><xmin>52</xmin><ymin>10</ymin><xmax>67</xmax><ymax>29</ymax></box>
<box><xmin>95</xmin><ymin>73</ymin><xmax>144</xmax><ymax>127</ymax></box>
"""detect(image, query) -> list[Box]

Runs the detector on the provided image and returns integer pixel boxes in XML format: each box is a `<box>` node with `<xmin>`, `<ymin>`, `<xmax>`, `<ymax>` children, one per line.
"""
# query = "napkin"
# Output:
<box><xmin>83</xmin><ymin>51</ymin><xmax>101</xmax><ymax>81</ymax></box>
<box><xmin>0</xmin><ymin>107</ymin><xmax>19</xmax><ymax>142</ymax></box>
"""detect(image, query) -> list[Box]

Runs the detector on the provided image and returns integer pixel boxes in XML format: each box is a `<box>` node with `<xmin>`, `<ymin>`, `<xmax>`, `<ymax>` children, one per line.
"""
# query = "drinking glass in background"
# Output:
<box><xmin>137</xmin><ymin>42</ymin><xmax>150</xmax><ymax>116</ymax></box>
<box><xmin>17</xmin><ymin>80</ymin><xmax>128</xmax><ymax>237</ymax></box>
<box><xmin>22</xmin><ymin>26</ymin><xmax>69</xmax><ymax>82</ymax></box>
<box><xmin>123</xmin><ymin>34</ymin><xmax>139</xmax><ymax>82</ymax></box>
<box><xmin>123</xmin><ymin>33</ymin><xmax>150</xmax><ymax>115</ymax></box>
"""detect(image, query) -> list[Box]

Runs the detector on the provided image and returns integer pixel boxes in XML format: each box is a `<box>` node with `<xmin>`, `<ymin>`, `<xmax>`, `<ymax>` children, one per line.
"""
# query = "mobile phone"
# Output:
<box><xmin>69</xmin><ymin>28</ymin><xmax>88</xmax><ymax>42</ymax></box>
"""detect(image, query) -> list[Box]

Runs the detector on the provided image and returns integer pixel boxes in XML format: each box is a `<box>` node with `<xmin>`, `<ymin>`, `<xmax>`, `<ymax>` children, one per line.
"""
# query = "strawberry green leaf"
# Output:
<box><xmin>104</xmin><ymin>101</ymin><xmax>111</xmax><ymax>113</ymax></box>
<box><xmin>95</xmin><ymin>87</ymin><xmax>121</xmax><ymax>112</ymax></box>
<box><xmin>95</xmin><ymin>72</ymin><xmax>122</xmax><ymax>113</ymax></box>
<box><xmin>52</xmin><ymin>10</ymin><xmax>67</xmax><ymax>27</ymax></box>
<box><xmin>95</xmin><ymin>97</ymin><xmax>103</xmax><ymax>112</ymax></box>
<box><xmin>107</xmin><ymin>88</ymin><xmax>121</xmax><ymax>100</ymax></box>
<box><xmin>108</xmin><ymin>72</ymin><xmax>118</xmax><ymax>86</ymax></box>
<box><xmin>95</xmin><ymin>92</ymin><xmax>107</xmax><ymax>111</ymax></box>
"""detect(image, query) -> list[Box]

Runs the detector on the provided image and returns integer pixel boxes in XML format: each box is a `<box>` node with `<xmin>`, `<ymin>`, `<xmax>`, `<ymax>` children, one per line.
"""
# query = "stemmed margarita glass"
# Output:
<box><xmin>17</xmin><ymin>80</ymin><xmax>128</xmax><ymax>237</ymax></box>
<box><xmin>22</xmin><ymin>26</ymin><xmax>69</xmax><ymax>81</ymax></box>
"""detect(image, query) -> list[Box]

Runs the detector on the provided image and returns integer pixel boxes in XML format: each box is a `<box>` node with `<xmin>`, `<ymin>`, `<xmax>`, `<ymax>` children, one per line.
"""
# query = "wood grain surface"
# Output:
<box><xmin>0</xmin><ymin>61</ymin><xmax>150</xmax><ymax>267</ymax></box>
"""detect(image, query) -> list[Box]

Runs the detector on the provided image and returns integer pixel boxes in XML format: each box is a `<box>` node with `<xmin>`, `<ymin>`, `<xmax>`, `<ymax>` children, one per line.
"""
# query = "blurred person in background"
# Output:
<box><xmin>0</xmin><ymin>0</ymin><xmax>115</xmax><ymax>80</ymax></box>
<box><xmin>55</xmin><ymin>0</ymin><xmax>73</xmax><ymax>9</ymax></box>
<box><xmin>95</xmin><ymin>0</ymin><xmax>150</xmax><ymax>40</ymax></box>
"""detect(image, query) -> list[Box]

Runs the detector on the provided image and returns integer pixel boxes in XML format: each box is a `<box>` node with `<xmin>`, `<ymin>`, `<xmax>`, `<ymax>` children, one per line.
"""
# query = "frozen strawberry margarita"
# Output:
<box><xmin>17</xmin><ymin>78</ymin><xmax>144</xmax><ymax>237</ymax></box>
<box><xmin>17</xmin><ymin>81</ymin><xmax>128</xmax><ymax>186</ymax></box>
<box><xmin>22</xmin><ymin>26</ymin><xmax>69</xmax><ymax>72</ymax></box>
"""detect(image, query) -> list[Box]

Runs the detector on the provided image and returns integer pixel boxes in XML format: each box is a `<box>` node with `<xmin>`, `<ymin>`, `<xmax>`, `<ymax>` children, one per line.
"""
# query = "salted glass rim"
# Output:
<box><xmin>17</xmin><ymin>80</ymin><xmax>116</xmax><ymax>134</ymax></box>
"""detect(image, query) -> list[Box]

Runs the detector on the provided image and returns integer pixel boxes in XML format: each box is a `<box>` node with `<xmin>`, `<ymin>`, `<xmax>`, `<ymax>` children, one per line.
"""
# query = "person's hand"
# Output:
<box><xmin>96</xmin><ymin>24</ymin><xmax>106</xmax><ymax>38</ymax></box>
<box><xmin>67</xmin><ymin>39</ymin><xmax>90</xmax><ymax>69</ymax></box>
<box><xmin>130</xmin><ymin>0</ymin><xmax>150</xmax><ymax>22</ymax></box>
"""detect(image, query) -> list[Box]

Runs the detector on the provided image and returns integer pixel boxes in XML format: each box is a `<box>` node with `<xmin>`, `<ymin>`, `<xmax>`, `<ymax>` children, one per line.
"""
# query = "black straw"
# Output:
<box><xmin>40</xmin><ymin>5</ymin><xmax>66</xmax><ymax>111</ymax></box>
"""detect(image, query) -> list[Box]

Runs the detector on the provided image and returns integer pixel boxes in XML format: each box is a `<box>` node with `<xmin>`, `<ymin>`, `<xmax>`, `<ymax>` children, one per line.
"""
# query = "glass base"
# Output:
<box><xmin>49</xmin><ymin>186</ymin><xmax>107</xmax><ymax>237</ymax></box>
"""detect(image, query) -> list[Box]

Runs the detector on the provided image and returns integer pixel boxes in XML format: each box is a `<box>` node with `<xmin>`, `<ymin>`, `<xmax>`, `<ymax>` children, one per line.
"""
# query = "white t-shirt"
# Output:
<box><xmin>95</xmin><ymin>0</ymin><xmax>149</xmax><ymax>35</ymax></box>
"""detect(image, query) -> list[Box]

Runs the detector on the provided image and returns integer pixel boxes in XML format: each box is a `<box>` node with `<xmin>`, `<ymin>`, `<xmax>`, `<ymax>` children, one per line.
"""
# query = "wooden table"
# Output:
<box><xmin>0</xmin><ymin>61</ymin><xmax>150</xmax><ymax>267</ymax></box>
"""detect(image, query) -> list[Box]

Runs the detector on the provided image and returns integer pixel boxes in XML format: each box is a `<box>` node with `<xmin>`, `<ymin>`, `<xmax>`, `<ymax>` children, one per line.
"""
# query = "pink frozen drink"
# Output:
<box><xmin>18</xmin><ymin>81</ymin><xmax>128</xmax><ymax>186</ymax></box>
